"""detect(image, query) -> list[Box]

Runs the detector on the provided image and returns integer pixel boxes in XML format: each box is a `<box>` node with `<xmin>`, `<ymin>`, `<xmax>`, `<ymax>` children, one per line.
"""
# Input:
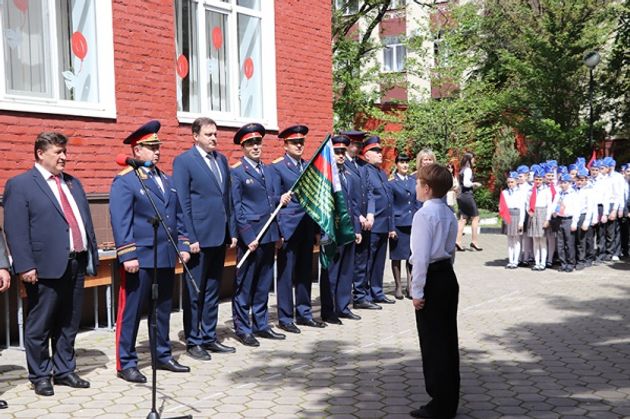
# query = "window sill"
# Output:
<box><xmin>177</xmin><ymin>111</ymin><xmax>278</xmax><ymax>131</ymax></box>
<box><xmin>0</xmin><ymin>99</ymin><xmax>116</xmax><ymax>119</ymax></box>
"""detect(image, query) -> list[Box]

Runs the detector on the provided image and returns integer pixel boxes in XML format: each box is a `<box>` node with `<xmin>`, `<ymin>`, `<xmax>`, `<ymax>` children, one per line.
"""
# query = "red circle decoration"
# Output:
<box><xmin>13</xmin><ymin>0</ymin><xmax>28</xmax><ymax>13</ymax></box>
<box><xmin>212</xmin><ymin>27</ymin><xmax>223</xmax><ymax>50</ymax></box>
<box><xmin>71</xmin><ymin>31</ymin><xmax>88</xmax><ymax>60</ymax></box>
<box><xmin>243</xmin><ymin>57</ymin><xmax>254</xmax><ymax>80</ymax></box>
<box><xmin>177</xmin><ymin>54</ymin><xmax>189</xmax><ymax>78</ymax></box>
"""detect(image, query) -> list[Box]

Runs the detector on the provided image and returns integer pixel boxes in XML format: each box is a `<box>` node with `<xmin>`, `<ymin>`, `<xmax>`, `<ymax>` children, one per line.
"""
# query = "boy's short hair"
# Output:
<box><xmin>418</xmin><ymin>164</ymin><xmax>453</xmax><ymax>198</ymax></box>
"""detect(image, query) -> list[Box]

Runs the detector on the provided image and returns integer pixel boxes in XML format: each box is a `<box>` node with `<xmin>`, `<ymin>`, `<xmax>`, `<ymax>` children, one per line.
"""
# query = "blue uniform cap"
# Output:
<box><xmin>362</xmin><ymin>135</ymin><xmax>382</xmax><ymax>153</ymax></box>
<box><xmin>543</xmin><ymin>164</ymin><xmax>554</xmax><ymax>175</ymax></box>
<box><xmin>234</xmin><ymin>122</ymin><xmax>265</xmax><ymax>145</ymax></box>
<box><xmin>530</xmin><ymin>164</ymin><xmax>541</xmax><ymax>173</ymax></box>
<box><xmin>559</xmin><ymin>165</ymin><xmax>568</xmax><ymax>175</ymax></box>
<box><xmin>339</xmin><ymin>130</ymin><xmax>367</xmax><ymax>144</ymax></box>
<box><xmin>575</xmin><ymin>157</ymin><xmax>586</xmax><ymax>165</ymax></box>
<box><xmin>533</xmin><ymin>167</ymin><xmax>545</xmax><ymax>178</ymax></box>
<box><xmin>577</xmin><ymin>167</ymin><xmax>589</xmax><ymax>178</ymax></box>
<box><xmin>516</xmin><ymin>165</ymin><xmax>529</xmax><ymax>174</ymax></box>
<box><xmin>546</xmin><ymin>160</ymin><xmax>558</xmax><ymax>168</ymax></box>
<box><xmin>278</xmin><ymin>124</ymin><xmax>308</xmax><ymax>141</ymax></box>
<box><xmin>395</xmin><ymin>153</ymin><xmax>411</xmax><ymax>163</ymax></box>
<box><xmin>508</xmin><ymin>171</ymin><xmax>518</xmax><ymax>180</ymax></box>
<box><xmin>331</xmin><ymin>135</ymin><xmax>350</xmax><ymax>148</ymax></box>
<box><xmin>559</xmin><ymin>173</ymin><xmax>572</xmax><ymax>182</ymax></box>
<box><xmin>568</xmin><ymin>164</ymin><xmax>577</xmax><ymax>172</ymax></box>
<box><xmin>124</xmin><ymin>120</ymin><xmax>162</xmax><ymax>146</ymax></box>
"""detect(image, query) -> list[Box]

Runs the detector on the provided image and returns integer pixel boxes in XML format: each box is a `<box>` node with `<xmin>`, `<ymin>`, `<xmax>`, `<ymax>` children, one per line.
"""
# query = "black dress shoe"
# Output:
<box><xmin>470</xmin><ymin>243</ymin><xmax>483</xmax><ymax>251</ymax></box>
<box><xmin>202</xmin><ymin>341</ymin><xmax>236</xmax><ymax>353</ymax></box>
<box><xmin>117</xmin><ymin>367</ymin><xmax>147</xmax><ymax>383</ymax></box>
<box><xmin>236</xmin><ymin>333</ymin><xmax>260</xmax><ymax>347</ymax></box>
<box><xmin>410</xmin><ymin>406</ymin><xmax>437</xmax><ymax>418</ymax></box>
<box><xmin>53</xmin><ymin>372</ymin><xmax>90</xmax><ymax>388</ymax></box>
<box><xmin>187</xmin><ymin>345</ymin><xmax>212</xmax><ymax>361</ymax></box>
<box><xmin>33</xmin><ymin>378</ymin><xmax>54</xmax><ymax>396</ymax></box>
<box><xmin>0</xmin><ymin>399</ymin><xmax>7</xmax><ymax>409</ymax></box>
<box><xmin>255</xmin><ymin>328</ymin><xmax>286</xmax><ymax>340</ymax></box>
<box><xmin>374</xmin><ymin>296</ymin><xmax>395</xmax><ymax>304</ymax></box>
<box><xmin>322</xmin><ymin>316</ymin><xmax>342</xmax><ymax>325</ymax></box>
<box><xmin>157</xmin><ymin>359</ymin><xmax>190</xmax><ymax>373</ymax></box>
<box><xmin>339</xmin><ymin>311</ymin><xmax>361</xmax><ymax>320</ymax></box>
<box><xmin>296</xmin><ymin>318</ymin><xmax>327</xmax><ymax>328</ymax></box>
<box><xmin>353</xmin><ymin>301</ymin><xmax>382</xmax><ymax>310</ymax></box>
<box><xmin>455</xmin><ymin>243</ymin><xmax>465</xmax><ymax>251</ymax></box>
<box><xmin>278</xmin><ymin>322</ymin><xmax>301</xmax><ymax>334</ymax></box>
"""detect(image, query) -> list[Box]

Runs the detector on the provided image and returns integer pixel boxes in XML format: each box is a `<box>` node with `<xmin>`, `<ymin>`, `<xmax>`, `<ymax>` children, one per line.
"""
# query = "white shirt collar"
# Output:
<box><xmin>35</xmin><ymin>163</ymin><xmax>58</xmax><ymax>180</ymax></box>
<box><xmin>244</xmin><ymin>156</ymin><xmax>261</xmax><ymax>168</ymax></box>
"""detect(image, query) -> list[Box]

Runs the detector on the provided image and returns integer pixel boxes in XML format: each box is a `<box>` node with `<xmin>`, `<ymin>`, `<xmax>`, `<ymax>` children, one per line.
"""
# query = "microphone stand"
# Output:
<box><xmin>130</xmin><ymin>164</ymin><xmax>197</xmax><ymax>419</ymax></box>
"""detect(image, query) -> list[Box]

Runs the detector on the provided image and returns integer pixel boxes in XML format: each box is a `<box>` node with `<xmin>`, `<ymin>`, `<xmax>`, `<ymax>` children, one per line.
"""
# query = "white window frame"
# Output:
<box><xmin>382</xmin><ymin>37</ymin><xmax>406</xmax><ymax>73</ymax></box>
<box><xmin>389</xmin><ymin>0</ymin><xmax>405</xmax><ymax>10</ymax></box>
<box><xmin>176</xmin><ymin>0</ymin><xmax>278</xmax><ymax>130</ymax></box>
<box><xmin>0</xmin><ymin>0</ymin><xmax>116</xmax><ymax>118</ymax></box>
<box><xmin>335</xmin><ymin>0</ymin><xmax>360</xmax><ymax>16</ymax></box>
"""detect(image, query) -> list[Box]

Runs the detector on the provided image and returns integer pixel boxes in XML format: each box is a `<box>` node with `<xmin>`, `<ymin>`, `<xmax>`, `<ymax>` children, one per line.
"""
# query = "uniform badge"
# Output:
<box><xmin>246</xmin><ymin>179</ymin><xmax>254</xmax><ymax>185</ymax></box>
<box><xmin>140</xmin><ymin>189</ymin><xmax>145</xmax><ymax>195</ymax></box>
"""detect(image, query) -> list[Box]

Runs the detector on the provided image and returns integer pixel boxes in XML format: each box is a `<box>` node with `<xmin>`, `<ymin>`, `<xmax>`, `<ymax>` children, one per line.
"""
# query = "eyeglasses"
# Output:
<box><xmin>333</xmin><ymin>148</ymin><xmax>346</xmax><ymax>155</ymax></box>
<box><xmin>243</xmin><ymin>138</ymin><xmax>263</xmax><ymax>147</ymax></box>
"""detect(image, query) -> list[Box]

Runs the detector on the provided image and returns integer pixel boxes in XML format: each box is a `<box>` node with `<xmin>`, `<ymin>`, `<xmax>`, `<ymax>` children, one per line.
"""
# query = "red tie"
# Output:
<box><xmin>53</xmin><ymin>175</ymin><xmax>85</xmax><ymax>252</ymax></box>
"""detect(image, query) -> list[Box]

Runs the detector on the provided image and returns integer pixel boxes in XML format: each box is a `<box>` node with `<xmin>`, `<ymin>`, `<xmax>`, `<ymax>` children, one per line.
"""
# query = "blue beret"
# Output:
<box><xmin>575</xmin><ymin>157</ymin><xmax>586</xmax><ymax>165</ymax></box>
<box><xmin>530</xmin><ymin>164</ymin><xmax>541</xmax><ymax>173</ymax></box>
<box><xmin>234</xmin><ymin>122</ymin><xmax>265</xmax><ymax>145</ymax></box>
<box><xmin>516</xmin><ymin>165</ymin><xmax>529</xmax><ymax>174</ymax></box>
<box><xmin>577</xmin><ymin>167</ymin><xmax>589</xmax><ymax>178</ymax></box>
<box><xmin>533</xmin><ymin>167</ymin><xmax>545</xmax><ymax>178</ymax></box>
<box><xmin>544</xmin><ymin>164</ymin><xmax>554</xmax><ymax>174</ymax></box>
<box><xmin>339</xmin><ymin>130</ymin><xmax>367</xmax><ymax>143</ymax></box>
<box><xmin>508</xmin><ymin>171</ymin><xmax>518</xmax><ymax>179</ymax></box>
<box><xmin>279</xmin><ymin>124</ymin><xmax>308</xmax><ymax>140</ymax></box>
<box><xmin>559</xmin><ymin>165</ymin><xmax>568</xmax><ymax>175</ymax></box>
<box><xmin>124</xmin><ymin>120</ymin><xmax>161</xmax><ymax>145</ymax></box>
<box><xmin>546</xmin><ymin>160</ymin><xmax>558</xmax><ymax>168</ymax></box>
<box><xmin>568</xmin><ymin>164</ymin><xmax>577</xmax><ymax>171</ymax></box>
<box><xmin>559</xmin><ymin>173</ymin><xmax>572</xmax><ymax>182</ymax></box>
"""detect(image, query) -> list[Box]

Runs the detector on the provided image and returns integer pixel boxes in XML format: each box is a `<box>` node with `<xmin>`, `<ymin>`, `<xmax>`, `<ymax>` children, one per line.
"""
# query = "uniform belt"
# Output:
<box><xmin>68</xmin><ymin>251</ymin><xmax>87</xmax><ymax>260</ymax></box>
<box><xmin>557</xmin><ymin>216</ymin><xmax>573</xmax><ymax>219</ymax></box>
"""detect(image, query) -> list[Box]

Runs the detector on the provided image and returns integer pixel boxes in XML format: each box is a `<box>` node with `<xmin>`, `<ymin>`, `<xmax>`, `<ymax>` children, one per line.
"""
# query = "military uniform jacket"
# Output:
<box><xmin>271</xmin><ymin>154</ymin><xmax>315</xmax><ymax>241</ymax></box>
<box><xmin>344</xmin><ymin>157</ymin><xmax>374</xmax><ymax>217</ymax></box>
<box><xmin>365</xmin><ymin>164</ymin><xmax>394</xmax><ymax>234</ymax></box>
<box><xmin>389</xmin><ymin>174</ymin><xmax>419</xmax><ymax>227</ymax></box>
<box><xmin>231</xmin><ymin>158</ymin><xmax>281</xmax><ymax>246</ymax></box>
<box><xmin>109</xmin><ymin>166</ymin><xmax>189</xmax><ymax>269</ymax></box>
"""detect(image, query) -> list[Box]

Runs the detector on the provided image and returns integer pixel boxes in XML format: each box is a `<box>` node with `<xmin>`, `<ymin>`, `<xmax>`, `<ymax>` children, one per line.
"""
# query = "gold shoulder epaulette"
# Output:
<box><xmin>272</xmin><ymin>156</ymin><xmax>284</xmax><ymax>164</ymax></box>
<box><xmin>117</xmin><ymin>166</ymin><xmax>133</xmax><ymax>176</ymax></box>
<box><xmin>231</xmin><ymin>161</ymin><xmax>242</xmax><ymax>169</ymax></box>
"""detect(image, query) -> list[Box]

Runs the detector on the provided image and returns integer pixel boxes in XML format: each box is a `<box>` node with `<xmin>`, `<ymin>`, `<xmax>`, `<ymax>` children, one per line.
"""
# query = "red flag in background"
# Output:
<box><xmin>499</xmin><ymin>191</ymin><xmax>511</xmax><ymax>224</ymax></box>
<box><xmin>586</xmin><ymin>149</ymin><xmax>597</xmax><ymax>169</ymax></box>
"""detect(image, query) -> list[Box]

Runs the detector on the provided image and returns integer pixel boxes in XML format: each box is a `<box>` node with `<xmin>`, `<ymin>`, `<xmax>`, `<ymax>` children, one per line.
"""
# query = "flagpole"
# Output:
<box><xmin>236</xmin><ymin>134</ymin><xmax>332</xmax><ymax>269</ymax></box>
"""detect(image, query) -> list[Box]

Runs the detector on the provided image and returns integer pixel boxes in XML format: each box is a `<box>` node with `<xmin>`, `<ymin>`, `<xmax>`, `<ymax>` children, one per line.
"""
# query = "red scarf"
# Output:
<box><xmin>529</xmin><ymin>186</ymin><xmax>537</xmax><ymax>213</ymax></box>
<box><xmin>499</xmin><ymin>190</ymin><xmax>511</xmax><ymax>224</ymax></box>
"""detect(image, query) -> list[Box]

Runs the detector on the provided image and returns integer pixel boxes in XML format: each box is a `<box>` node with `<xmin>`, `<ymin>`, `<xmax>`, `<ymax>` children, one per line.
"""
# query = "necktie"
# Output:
<box><xmin>150</xmin><ymin>170</ymin><xmax>165</xmax><ymax>194</ymax></box>
<box><xmin>206</xmin><ymin>153</ymin><xmax>223</xmax><ymax>191</ymax></box>
<box><xmin>257</xmin><ymin>163</ymin><xmax>265</xmax><ymax>180</ymax></box>
<box><xmin>298</xmin><ymin>161</ymin><xmax>303</xmax><ymax>173</ymax></box>
<box><xmin>53</xmin><ymin>175</ymin><xmax>85</xmax><ymax>252</ymax></box>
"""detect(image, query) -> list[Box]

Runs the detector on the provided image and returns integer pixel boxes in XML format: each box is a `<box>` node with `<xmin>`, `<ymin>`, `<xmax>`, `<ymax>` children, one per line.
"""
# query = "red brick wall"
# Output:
<box><xmin>0</xmin><ymin>0</ymin><xmax>332</xmax><ymax>195</ymax></box>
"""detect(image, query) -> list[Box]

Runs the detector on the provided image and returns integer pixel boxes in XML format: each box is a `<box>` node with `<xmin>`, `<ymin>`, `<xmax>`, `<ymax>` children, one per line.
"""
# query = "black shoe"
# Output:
<box><xmin>455</xmin><ymin>243</ymin><xmax>464</xmax><ymax>251</ymax></box>
<box><xmin>33</xmin><ymin>378</ymin><xmax>54</xmax><ymax>396</ymax></box>
<box><xmin>236</xmin><ymin>333</ymin><xmax>260</xmax><ymax>347</ymax></box>
<box><xmin>546</xmin><ymin>262</ymin><xmax>553</xmax><ymax>269</ymax></box>
<box><xmin>339</xmin><ymin>311</ymin><xmax>361</xmax><ymax>320</ymax></box>
<box><xmin>322</xmin><ymin>316</ymin><xmax>342</xmax><ymax>325</ymax></box>
<box><xmin>575</xmin><ymin>264</ymin><xmax>585</xmax><ymax>271</ymax></box>
<box><xmin>410</xmin><ymin>405</ymin><xmax>437</xmax><ymax>418</ymax></box>
<box><xmin>117</xmin><ymin>367</ymin><xmax>147</xmax><ymax>383</ymax></box>
<box><xmin>470</xmin><ymin>243</ymin><xmax>483</xmax><ymax>251</ymax></box>
<box><xmin>157</xmin><ymin>359</ymin><xmax>190</xmax><ymax>373</ymax></box>
<box><xmin>0</xmin><ymin>400</ymin><xmax>7</xmax><ymax>409</ymax></box>
<box><xmin>374</xmin><ymin>296</ymin><xmax>395</xmax><ymax>304</ymax></box>
<box><xmin>296</xmin><ymin>318</ymin><xmax>326</xmax><ymax>328</ymax></box>
<box><xmin>278</xmin><ymin>322</ymin><xmax>301</xmax><ymax>334</ymax></box>
<box><xmin>255</xmin><ymin>328</ymin><xmax>286</xmax><ymax>340</ymax></box>
<box><xmin>517</xmin><ymin>261</ymin><xmax>529</xmax><ymax>267</ymax></box>
<box><xmin>53</xmin><ymin>372</ymin><xmax>90</xmax><ymax>388</ymax></box>
<box><xmin>202</xmin><ymin>341</ymin><xmax>236</xmax><ymax>353</ymax></box>
<box><xmin>353</xmin><ymin>301</ymin><xmax>382</xmax><ymax>310</ymax></box>
<box><xmin>187</xmin><ymin>345</ymin><xmax>212</xmax><ymax>361</ymax></box>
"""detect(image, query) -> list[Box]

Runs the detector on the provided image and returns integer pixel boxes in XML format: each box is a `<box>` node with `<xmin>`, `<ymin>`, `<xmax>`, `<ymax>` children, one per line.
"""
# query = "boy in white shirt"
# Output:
<box><xmin>552</xmin><ymin>174</ymin><xmax>579</xmax><ymax>272</ymax></box>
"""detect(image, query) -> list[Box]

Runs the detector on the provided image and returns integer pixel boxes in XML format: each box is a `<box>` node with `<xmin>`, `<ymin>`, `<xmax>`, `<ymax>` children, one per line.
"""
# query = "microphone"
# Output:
<box><xmin>115</xmin><ymin>154</ymin><xmax>153</xmax><ymax>169</ymax></box>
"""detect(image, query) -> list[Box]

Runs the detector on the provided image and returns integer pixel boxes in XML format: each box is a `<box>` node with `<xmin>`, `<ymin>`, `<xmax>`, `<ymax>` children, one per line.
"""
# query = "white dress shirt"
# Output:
<box><xmin>34</xmin><ymin>163</ymin><xmax>87</xmax><ymax>252</ymax></box>
<box><xmin>410</xmin><ymin>198</ymin><xmax>457</xmax><ymax>299</ymax></box>
<box><xmin>552</xmin><ymin>188</ymin><xmax>580</xmax><ymax>228</ymax></box>
<box><xmin>531</xmin><ymin>185</ymin><xmax>554</xmax><ymax>221</ymax></box>
<box><xmin>502</xmin><ymin>187</ymin><xmax>526</xmax><ymax>227</ymax></box>
<box><xmin>462</xmin><ymin>167</ymin><xmax>473</xmax><ymax>188</ymax></box>
<box><xmin>196</xmin><ymin>145</ymin><xmax>223</xmax><ymax>184</ymax></box>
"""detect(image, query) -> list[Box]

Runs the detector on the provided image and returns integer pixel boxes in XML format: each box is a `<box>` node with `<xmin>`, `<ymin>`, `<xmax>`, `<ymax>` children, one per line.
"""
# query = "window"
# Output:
<box><xmin>335</xmin><ymin>0</ymin><xmax>360</xmax><ymax>15</ymax></box>
<box><xmin>0</xmin><ymin>0</ymin><xmax>116</xmax><ymax>118</ymax></box>
<box><xmin>382</xmin><ymin>36</ymin><xmax>406</xmax><ymax>72</ymax></box>
<box><xmin>389</xmin><ymin>0</ymin><xmax>405</xmax><ymax>10</ymax></box>
<box><xmin>175</xmin><ymin>0</ymin><xmax>277</xmax><ymax>128</ymax></box>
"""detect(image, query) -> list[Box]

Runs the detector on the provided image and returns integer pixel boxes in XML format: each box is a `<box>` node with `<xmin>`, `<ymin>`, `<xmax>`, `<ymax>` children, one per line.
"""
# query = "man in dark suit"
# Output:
<box><xmin>272</xmin><ymin>125</ymin><xmax>325</xmax><ymax>334</ymax></box>
<box><xmin>341</xmin><ymin>130</ymin><xmax>379</xmax><ymax>310</ymax></box>
<box><xmin>173</xmin><ymin>117</ymin><xmax>237</xmax><ymax>360</ymax></box>
<box><xmin>0</xmin><ymin>228</ymin><xmax>11</xmax><ymax>408</ymax></box>
<box><xmin>362</xmin><ymin>136</ymin><xmax>396</xmax><ymax>305</ymax></box>
<box><xmin>110</xmin><ymin>120</ymin><xmax>191</xmax><ymax>384</ymax></box>
<box><xmin>231</xmin><ymin>123</ymin><xmax>291</xmax><ymax>347</ymax></box>
<box><xmin>3</xmin><ymin>132</ymin><xmax>99</xmax><ymax>396</ymax></box>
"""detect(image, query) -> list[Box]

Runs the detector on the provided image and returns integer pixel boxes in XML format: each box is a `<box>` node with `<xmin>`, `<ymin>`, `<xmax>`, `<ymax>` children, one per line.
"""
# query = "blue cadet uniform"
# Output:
<box><xmin>339</xmin><ymin>130</ymin><xmax>377</xmax><ymax>309</ymax></box>
<box><xmin>231</xmin><ymin>123</ymin><xmax>286</xmax><ymax>346</ymax></box>
<box><xmin>362</xmin><ymin>136</ymin><xmax>395</xmax><ymax>305</ymax></box>
<box><xmin>388</xmin><ymin>155</ymin><xmax>418</xmax><ymax>262</ymax></box>
<box><xmin>109</xmin><ymin>120</ymin><xmax>191</xmax><ymax>382</ymax></box>
<box><xmin>319</xmin><ymin>135</ymin><xmax>363</xmax><ymax>324</ymax></box>
<box><xmin>172</xmin><ymin>120</ymin><xmax>237</xmax><ymax>358</ymax></box>
<box><xmin>271</xmin><ymin>125</ymin><xmax>325</xmax><ymax>332</ymax></box>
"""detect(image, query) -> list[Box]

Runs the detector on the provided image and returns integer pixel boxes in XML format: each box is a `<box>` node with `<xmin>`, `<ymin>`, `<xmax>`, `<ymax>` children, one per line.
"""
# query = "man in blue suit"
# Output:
<box><xmin>272</xmin><ymin>125</ymin><xmax>325</xmax><ymax>334</ymax></box>
<box><xmin>320</xmin><ymin>136</ymin><xmax>363</xmax><ymax>325</ymax></box>
<box><xmin>173</xmin><ymin>117</ymin><xmax>237</xmax><ymax>361</ymax></box>
<box><xmin>110</xmin><ymin>120</ymin><xmax>191</xmax><ymax>383</ymax></box>
<box><xmin>341</xmin><ymin>130</ymin><xmax>380</xmax><ymax>310</ymax></box>
<box><xmin>231</xmin><ymin>123</ymin><xmax>291</xmax><ymax>347</ymax></box>
<box><xmin>362</xmin><ymin>136</ymin><xmax>396</xmax><ymax>305</ymax></box>
<box><xmin>3</xmin><ymin>132</ymin><xmax>99</xmax><ymax>396</ymax></box>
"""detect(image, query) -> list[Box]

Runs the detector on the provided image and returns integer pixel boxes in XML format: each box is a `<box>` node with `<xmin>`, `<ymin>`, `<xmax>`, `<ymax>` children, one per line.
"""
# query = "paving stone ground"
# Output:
<box><xmin>1</xmin><ymin>232</ymin><xmax>629</xmax><ymax>418</ymax></box>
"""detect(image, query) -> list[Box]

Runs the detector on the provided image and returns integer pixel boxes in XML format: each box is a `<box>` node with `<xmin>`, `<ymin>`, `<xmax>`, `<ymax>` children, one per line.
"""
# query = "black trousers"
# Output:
<box><xmin>557</xmin><ymin>217</ymin><xmax>576</xmax><ymax>268</ymax></box>
<box><xmin>596</xmin><ymin>205</ymin><xmax>607</xmax><ymax>260</ymax></box>
<box><xmin>415</xmin><ymin>259</ymin><xmax>460</xmax><ymax>418</ymax></box>
<box><xmin>24</xmin><ymin>254</ymin><xmax>86</xmax><ymax>383</ymax></box>
<box><xmin>575</xmin><ymin>214</ymin><xmax>588</xmax><ymax>266</ymax></box>
<box><xmin>621</xmin><ymin>216</ymin><xmax>629</xmax><ymax>257</ymax></box>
